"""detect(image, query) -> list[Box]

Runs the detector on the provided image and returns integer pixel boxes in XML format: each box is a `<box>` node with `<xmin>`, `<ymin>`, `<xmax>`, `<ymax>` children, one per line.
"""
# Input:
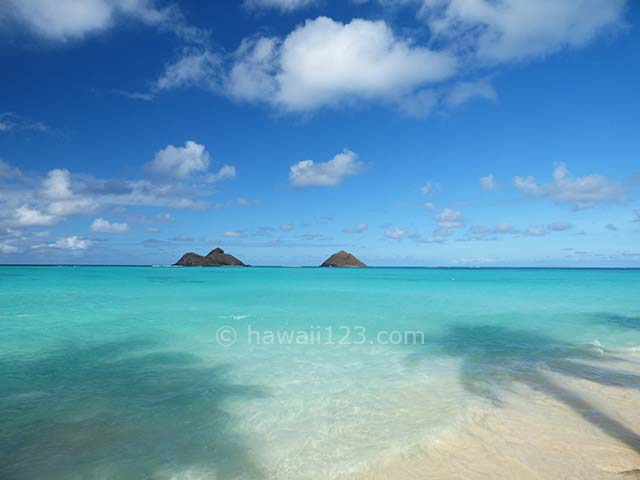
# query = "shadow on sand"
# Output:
<box><xmin>0</xmin><ymin>338</ymin><xmax>267</xmax><ymax>480</ymax></box>
<box><xmin>408</xmin><ymin>324</ymin><xmax>640</xmax><ymax>454</ymax></box>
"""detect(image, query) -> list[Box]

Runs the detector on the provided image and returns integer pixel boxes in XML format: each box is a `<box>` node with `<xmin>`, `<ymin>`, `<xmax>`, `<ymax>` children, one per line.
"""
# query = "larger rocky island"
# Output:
<box><xmin>174</xmin><ymin>247</ymin><xmax>246</xmax><ymax>267</ymax></box>
<box><xmin>320</xmin><ymin>250</ymin><xmax>366</xmax><ymax>268</ymax></box>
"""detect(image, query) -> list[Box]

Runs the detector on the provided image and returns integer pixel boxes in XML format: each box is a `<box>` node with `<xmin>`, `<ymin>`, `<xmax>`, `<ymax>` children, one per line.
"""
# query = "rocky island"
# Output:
<box><xmin>174</xmin><ymin>247</ymin><xmax>246</xmax><ymax>267</ymax></box>
<box><xmin>320</xmin><ymin>250</ymin><xmax>366</xmax><ymax>268</ymax></box>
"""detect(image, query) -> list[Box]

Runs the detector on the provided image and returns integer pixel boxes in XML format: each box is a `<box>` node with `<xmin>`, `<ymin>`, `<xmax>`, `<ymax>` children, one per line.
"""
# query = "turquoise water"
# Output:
<box><xmin>1</xmin><ymin>266</ymin><xmax>639</xmax><ymax>479</ymax></box>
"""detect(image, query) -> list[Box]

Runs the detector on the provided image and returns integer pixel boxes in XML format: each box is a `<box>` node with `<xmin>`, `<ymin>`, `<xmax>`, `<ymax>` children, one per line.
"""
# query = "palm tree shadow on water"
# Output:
<box><xmin>407</xmin><ymin>324</ymin><xmax>640</xmax><ymax>454</ymax></box>
<box><xmin>0</xmin><ymin>338</ymin><xmax>268</xmax><ymax>480</ymax></box>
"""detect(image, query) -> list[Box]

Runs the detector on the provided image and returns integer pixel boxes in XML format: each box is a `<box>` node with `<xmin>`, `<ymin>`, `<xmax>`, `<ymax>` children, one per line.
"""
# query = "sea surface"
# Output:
<box><xmin>1</xmin><ymin>266</ymin><xmax>639</xmax><ymax>479</ymax></box>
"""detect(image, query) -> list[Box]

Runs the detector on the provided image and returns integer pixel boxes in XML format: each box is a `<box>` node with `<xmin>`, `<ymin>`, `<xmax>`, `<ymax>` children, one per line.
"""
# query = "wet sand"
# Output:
<box><xmin>359</xmin><ymin>354</ymin><xmax>640</xmax><ymax>480</ymax></box>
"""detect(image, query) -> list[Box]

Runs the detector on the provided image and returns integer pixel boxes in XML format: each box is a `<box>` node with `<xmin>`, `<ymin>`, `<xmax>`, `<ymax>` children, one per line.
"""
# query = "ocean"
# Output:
<box><xmin>1</xmin><ymin>266</ymin><xmax>639</xmax><ymax>479</ymax></box>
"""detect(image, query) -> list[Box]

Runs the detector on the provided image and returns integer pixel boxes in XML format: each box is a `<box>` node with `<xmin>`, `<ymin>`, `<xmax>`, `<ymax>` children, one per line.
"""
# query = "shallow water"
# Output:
<box><xmin>1</xmin><ymin>267</ymin><xmax>639</xmax><ymax>479</ymax></box>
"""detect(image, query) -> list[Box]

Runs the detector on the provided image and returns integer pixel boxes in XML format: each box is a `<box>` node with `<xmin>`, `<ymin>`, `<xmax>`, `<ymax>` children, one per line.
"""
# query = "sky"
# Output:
<box><xmin>0</xmin><ymin>0</ymin><xmax>639</xmax><ymax>267</ymax></box>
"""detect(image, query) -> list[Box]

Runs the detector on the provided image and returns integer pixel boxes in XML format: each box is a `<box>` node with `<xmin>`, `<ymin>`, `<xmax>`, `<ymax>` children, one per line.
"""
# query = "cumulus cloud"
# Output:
<box><xmin>206</xmin><ymin>165</ymin><xmax>237</xmax><ymax>183</ymax></box>
<box><xmin>15</xmin><ymin>206</ymin><xmax>57</xmax><ymax>227</ymax></box>
<box><xmin>514</xmin><ymin>163</ymin><xmax>626</xmax><ymax>209</ymax></box>
<box><xmin>435</xmin><ymin>207</ymin><xmax>464</xmax><ymax>235</ymax></box>
<box><xmin>229</xmin><ymin>17</ymin><xmax>457</xmax><ymax>112</ymax></box>
<box><xmin>420</xmin><ymin>181</ymin><xmax>432</xmax><ymax>195</ymax></box>
<box><xmin>0</xmin><ymin>0</ymin><xmax>208</xmax><ymax>43</ymax></box>
<box><xmin>51</xmin><ymin>236</ymin><xmax>93</xmax><ymax>250</ymax></box>
<box><xmin>1</xmin><ymin>152</ymin><xmax>237</xmax><ymax>237</ymax></box>
<box><xmin>147</xmin><ymin>141</ymin><xmax>211</xmax><ymax>178</ymax></box>
<box><xmin>91</xmin><ymin>218</ymin><xmax>129</xmax><ymax>234</ymax></box>
<box><xmin>289</xmin><ymin>149</ymin><xmax>365</xmax><ymax>187</ymax></box>
<box><xmin>421</xmin><ymin>0</ymin><xmax>626</xmax><ymax>63</ymax></box>
<box><xmin>480</xmin><ymin>174</ymin><xmax>497</xmax><ymax>191</ymax></box>
<box><xmin>224</xmin><ymin>231</ymin><xmax>244</xmax><ymax>238</ymax></box>
<box><xmin>280</xmin><ymin>223</ymin><xmax>294</xmax><ymax>232</ymax></box>
<box><xmin>42</xmin><ymin>168</ymin><xmax>74</xmax><ymax>199</ymax></box>
<box><xmin>343</xmin><ymin>223</ymin><xmax>368</xmax><ymax>233</ymax></box>
<box><xmin>385</xmin><ymin>227</ymin><xmax>406</xmax><ymax>239</ymax></box>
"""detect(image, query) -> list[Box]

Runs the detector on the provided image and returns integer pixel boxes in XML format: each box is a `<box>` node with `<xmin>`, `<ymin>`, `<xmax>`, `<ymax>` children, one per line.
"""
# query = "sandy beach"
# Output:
<box><xmin>360</xmin><ymin>352</ymin><xmax>640</xmax><ymax>480</ymax></box>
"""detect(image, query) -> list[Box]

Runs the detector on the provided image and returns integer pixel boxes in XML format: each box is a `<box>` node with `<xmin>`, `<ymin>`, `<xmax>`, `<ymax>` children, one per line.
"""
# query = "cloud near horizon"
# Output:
<box><xmin>514</xmin><ymin>163</ymin><xmax>626</xmax><ymax>209</ymax></box>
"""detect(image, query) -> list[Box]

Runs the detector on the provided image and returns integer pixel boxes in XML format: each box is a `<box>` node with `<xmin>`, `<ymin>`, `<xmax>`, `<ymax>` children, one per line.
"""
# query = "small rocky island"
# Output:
<box><xmin>174</xmin><ymin>247</ymin><xmax>246</xmax><ymax>267</ymax></box>
<box><xmin>320</xmin><ymin>250</ymin><xmax>366</xmax><ymax>268</ymax></box>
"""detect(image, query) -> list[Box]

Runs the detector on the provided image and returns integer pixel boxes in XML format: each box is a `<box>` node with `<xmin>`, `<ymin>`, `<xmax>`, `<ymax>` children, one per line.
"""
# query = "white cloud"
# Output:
<box><xmin>91</xmin><ymin>218</ymin><xmax>129</xmax><ymax>234</ymax></box>
<box><xmin>0</xmin><ymin>112</ymin><xmax>47</xmax><ymax>133</ymax></box>
<box><xmin>42</xmin><ymin>169</ymin><xmax>73</xmax><ymax>199</ymax></box>
<box><xmin>0</xmin><ymin>159</ymin><xmax>21</xmax><ymax>178</ymax></box>
<box><xmin>15</xmin><ymin>206</ymin><xmax>57</xmax><ymax>227</ymax></box>
<box><xmin>229</xmin><ymin>17</ymin><xmax>457</xmax><ymax>112</ymax></box>
<box><xmin>445</xmin><ymin>79</ymin><xmax>496</xmax><ymax>108</ymax></box>
<box><xmin>343</xmin><ymin>223</ymin><xmax>368</xmax><ymax>233</ymax></box>
<box><xmin>385</xmin><ymin>227</ymin><xmax>406</xmax><ymax>239</ymax></box>
<box><xmin>227</xmin><ymin>38</ymin><xmax>280</xmax><ymax>102</ymax></box>
<box><xmin>0</xmin><ymin>242</ymin><xmax>19</xmax><ymax>254</ymax></box>
<box><xmin>480</xmin><ymin>174</ymin><xmax>497</xmax><ymax>191</ymax></box>
<box><xmin>289</xmin><ymin>149</ymin><xmax>365</xmax><ymax>187</ymax></box>
<box><xmin>153</xmin><ymin>49</ymin><xmax>222</xmax><ymax>92</ymax></box>
<box><xmin>525</xmin><ymin>225</ymin><xmax>547</xmax><ymax>236</ymax></box>
<box><xmin>41</xmin><ymin>169</ymin><xmax>99</xmax><ymax>216</ymax></box>
<box><xmin>420</xmin><ymin>181</ymin><xmax>432</xmax><ymax>195</ymax></box>
<box><xmin>51</xmin><ymin>236</ymin><xmax>93</xmax><ymax>250</ymax></box>
<box><xmin>224</xmin><ymin>230</ymin><xmax>243</xmax><ymax>238</ymax></box>
<box><xmin>280</xmin><ymin>223</ymin><xmax>294</xmax><ymax>232</ymax></box>
<box><xmin>0</xmin><ymin>0</ymin><xmax>207</xmax><ymax>43</ymax></box>
<box><xmin>243</xmin><ymin>0</ymin><xmax>318</xmax><ymax>11</ymax></box>
<box><xmin>514</xmin><ymin>163</ymin><xmax>626</xmax><ymax>209</ymax></box>
<box><xmin>206</xmin><ymin>165</ymin><xmax>237</xmax><ymax>183</ymax></box>
<box><xmin>47</xmin><ymin>198</ymin><xmax>99</xmax><ymax>216</ymax></box>
<box><xmin>435</xmin><ymin>207</ymin><xmax>464</xmax><ymax>234</ymax></box>
<box><xmin>421</xmin><ymin>0</ymin><xmax>626</xmax><ymax>63</ymax></box>
<box><xmin>548</xmin><ymin>222</ymin><xmax>573</xmax><ymax>231</ymax></box>
<box><xmin>147</xmin><ymin>141</ymin><xmax>210</xmax><ymax>179</ymax></box>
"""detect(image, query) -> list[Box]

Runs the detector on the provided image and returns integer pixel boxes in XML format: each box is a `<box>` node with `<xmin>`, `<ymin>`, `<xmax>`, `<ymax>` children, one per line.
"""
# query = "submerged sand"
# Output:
<box><xmin>359</xmin><ymin>353</ymin><xmax>640</xmax><ymax>480</ymax></box>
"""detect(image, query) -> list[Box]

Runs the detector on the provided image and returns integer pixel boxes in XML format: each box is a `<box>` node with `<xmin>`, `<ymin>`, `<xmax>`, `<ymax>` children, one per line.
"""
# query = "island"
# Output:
<box><xmin>320</xmin><ymin>250</ymin><xmax>367</xmax><ymax>268</ymax></box>
<box><xmin>174</xmin><ymin>247</ymin><xmax>246</xmax><ymax>266</ymax></box>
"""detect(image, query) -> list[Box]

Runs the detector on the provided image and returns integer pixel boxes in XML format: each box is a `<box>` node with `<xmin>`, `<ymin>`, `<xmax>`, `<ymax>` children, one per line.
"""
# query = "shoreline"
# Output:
<box><xmin>357</xmin><ymin>355</ymin><xmax>640</xmax><ymax>480</ymax></box>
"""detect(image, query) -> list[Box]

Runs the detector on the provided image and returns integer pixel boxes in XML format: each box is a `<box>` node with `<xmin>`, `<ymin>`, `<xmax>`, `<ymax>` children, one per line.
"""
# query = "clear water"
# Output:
<box><xmin>1</xmin><ymin>267</ymin><xmax>639</xmax><ymax>479</ymax></box>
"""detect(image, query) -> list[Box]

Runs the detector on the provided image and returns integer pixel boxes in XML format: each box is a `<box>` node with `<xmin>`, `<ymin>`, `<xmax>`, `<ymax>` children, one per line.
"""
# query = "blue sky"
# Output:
<box><xmin>0</xmin><ymin>0</ymin><xmax>638</xmax><ymax>266</ymax></box>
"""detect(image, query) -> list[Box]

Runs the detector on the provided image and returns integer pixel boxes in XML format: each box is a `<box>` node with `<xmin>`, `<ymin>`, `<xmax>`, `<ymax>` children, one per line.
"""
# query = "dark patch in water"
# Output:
<box><xmin>590</xmin><ymin>312</ymin><xmax>640</xmax><ymax>330</ymax></box>
<box><xmin>0</xmin><ymin>338</ymin><xmax>268</xmax><ymax>479</ymax></box>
